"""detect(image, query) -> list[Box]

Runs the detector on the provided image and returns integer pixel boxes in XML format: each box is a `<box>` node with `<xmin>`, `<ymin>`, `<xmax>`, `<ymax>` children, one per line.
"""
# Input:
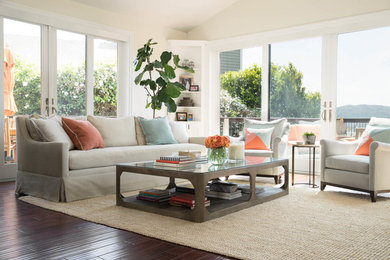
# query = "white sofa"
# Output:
<box><xmin>15</xmin><ymin>116</ymin><xmax>206</xmax><ymax>202</ymax></box>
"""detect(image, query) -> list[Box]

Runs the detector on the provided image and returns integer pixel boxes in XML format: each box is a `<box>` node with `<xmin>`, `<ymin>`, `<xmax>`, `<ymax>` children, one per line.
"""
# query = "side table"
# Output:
<box><xmin>292</xmin><ymin>144</ymin><xmax>319</xmax><ymax>188</ymax></box>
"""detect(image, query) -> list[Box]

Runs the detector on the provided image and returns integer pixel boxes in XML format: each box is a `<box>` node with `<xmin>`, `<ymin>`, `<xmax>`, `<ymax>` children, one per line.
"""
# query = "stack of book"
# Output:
<box><xmin>206</xmin><ymin>180</ymin><xmax>242</xmax><ymax>200</ymax></box>
<box><xmin>154</xmin><ymin>155</ymin><xmax>207</xmax><ymax>168</ymax></box>
<box><xmin>136</xmin><ymin>189</ymin><xmax>172</xmax><ymax>203</ymax></box>
<box><xmin>169</xmin><ymin>193</ymin><xmax>210</xmax><ymax>210</ymax></box>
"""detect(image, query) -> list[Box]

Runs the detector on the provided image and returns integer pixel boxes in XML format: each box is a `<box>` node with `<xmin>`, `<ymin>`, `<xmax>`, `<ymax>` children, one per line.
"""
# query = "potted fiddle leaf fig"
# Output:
<box><xmin>134</xmin><ymin>39</ymin><xmax>194</xmax><ymax>118</ymax></box>
<box><xmin>303</xmin><ymin>132</ymin><xmax>316</xmax><ymax>145</ymax></box>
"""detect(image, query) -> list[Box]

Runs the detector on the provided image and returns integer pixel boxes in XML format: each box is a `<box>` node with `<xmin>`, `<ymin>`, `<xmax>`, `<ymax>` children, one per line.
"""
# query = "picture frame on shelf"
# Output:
<box><xmin>176</xmin><ymin>112</ymin><xmax>188</xmax><ymax>121</ymax></box>
<box><xmin>189</xmin><ymin>85</ymin><xmax>199</xmax><ymax>92</ymax></box>
<box><xmin>179</xmin><ymin>75</ymin><xmax>194</xmax><ymax>90</ymax></box>
<box><xmin>188</xmin><ymin>114</ymin><xmax>193</xmax><ymax>121</ymax></box>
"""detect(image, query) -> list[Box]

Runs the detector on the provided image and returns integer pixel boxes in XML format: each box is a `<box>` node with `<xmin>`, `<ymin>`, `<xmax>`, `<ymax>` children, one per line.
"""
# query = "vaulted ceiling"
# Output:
<box><xmin>72</xmin><ymin>0</ymin><xmax>240</xmax><ymax>32</ymax></box>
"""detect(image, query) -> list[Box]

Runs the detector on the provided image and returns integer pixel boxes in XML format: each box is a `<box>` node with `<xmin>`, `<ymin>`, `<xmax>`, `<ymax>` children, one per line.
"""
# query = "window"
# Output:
<box><xmin>269</xmin><ymin>37</ymin><xmax>322</xmax><ymax>121</ymax></box>
<box><xmin>337</xmin><ymin>27</ymin><xmax>390</xmax><ymax>136</ymax></box>
<box><xmin>3</xmin><ymin>19</ymin><xmax>41</xmax><ymax>164</ymax></box>
<box><xmin>57</xmin><ymin>30</ymin><xmax>86</xmax><ymax>116</ymax></box>
<box><xmin>219</xmin><ymin>47</ymin><xmax>262</xmax><ymax>136</ymax></box>
<box><xmin>93</xmin><ymin>38</ymin><xmax>118</xmax><ymax>116</ymax></box>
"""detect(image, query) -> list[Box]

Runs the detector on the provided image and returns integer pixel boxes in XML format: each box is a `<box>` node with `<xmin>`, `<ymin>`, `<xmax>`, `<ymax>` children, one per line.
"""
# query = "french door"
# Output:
<box><xmin>1</xmin><ymin>17</ymin><xmax>120</xmax><ymax>180</ymax></box>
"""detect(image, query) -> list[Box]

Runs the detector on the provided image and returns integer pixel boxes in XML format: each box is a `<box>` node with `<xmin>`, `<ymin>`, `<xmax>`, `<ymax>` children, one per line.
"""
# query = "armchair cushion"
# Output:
<box><xmin>325</xmin><ymin>155</ymin><xmax>369</xmax><ymax>174</ymax></box>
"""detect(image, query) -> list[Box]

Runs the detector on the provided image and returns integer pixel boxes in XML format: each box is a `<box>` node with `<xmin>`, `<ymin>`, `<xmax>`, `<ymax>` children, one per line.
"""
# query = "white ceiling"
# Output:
<box><xmin>72</xmin><ymin>0</ymin><xmax>240</xmax><ymax>32</ymax></box>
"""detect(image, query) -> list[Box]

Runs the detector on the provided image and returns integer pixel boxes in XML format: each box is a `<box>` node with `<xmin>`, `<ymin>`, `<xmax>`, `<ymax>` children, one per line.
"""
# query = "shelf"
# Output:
<box><xmin>181</xmin><ymin>91</ymin><xmax>201</xmax><ymax>94</ymax></box>
<box><xmin>177</xmin><ymin>106</ymin><xmax>201</xmax><ymax>109</ymax></box>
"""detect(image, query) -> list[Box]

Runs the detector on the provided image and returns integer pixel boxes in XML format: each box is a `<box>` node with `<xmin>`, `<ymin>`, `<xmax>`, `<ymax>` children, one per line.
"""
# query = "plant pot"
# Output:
<box><xmin>207</xmin><ymin>147</ymin><xmax>229</xmax><ymax>165</ymax></box>
<box><xmin>303</xmin><ymin>135</ymin><xmax>316</xmax><ymax>145</ymax></box>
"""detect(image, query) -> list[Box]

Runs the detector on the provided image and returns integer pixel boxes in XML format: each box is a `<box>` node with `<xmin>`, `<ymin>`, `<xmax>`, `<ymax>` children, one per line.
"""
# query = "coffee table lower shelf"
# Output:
<box><xmin>118</xmin><ymin>186</ymin><xmax>287</xmax><ymax>222</ymax></box>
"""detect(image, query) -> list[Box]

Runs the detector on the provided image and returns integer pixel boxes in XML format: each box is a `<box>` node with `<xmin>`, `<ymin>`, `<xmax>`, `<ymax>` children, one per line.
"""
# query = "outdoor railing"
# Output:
<box><xmin>220</xmin><ymin>117</ymin><xmax>370</xmax><ymax>138</ymax></box>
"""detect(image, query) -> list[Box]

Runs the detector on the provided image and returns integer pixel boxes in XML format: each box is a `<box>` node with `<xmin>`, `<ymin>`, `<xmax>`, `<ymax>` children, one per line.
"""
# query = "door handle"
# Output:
<box><xmin>328</xmin><ymin>109</ymin><xmax>332</xmax><ymax>122</ymax></box>
<box><xmin>321</xmin><ymin>110</ymin><xmax>327</xmax><ymax>121</ymax></box>
<box><xmin>52</xmin><ymin>106</ymin><xmax>58</xmax><ymax>114</ymax></box>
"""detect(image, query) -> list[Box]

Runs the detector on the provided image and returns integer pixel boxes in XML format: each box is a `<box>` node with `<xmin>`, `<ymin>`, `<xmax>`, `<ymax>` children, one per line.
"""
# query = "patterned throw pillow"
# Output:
<box><xmin>244</xmin><ymin>127</ymin><xmax>274</xmax><ymax>150</ymax></box>
<box><xmin>354</xmin><ymin>126</ymin><xmax>390</xmax><ymax>156</ymax></box>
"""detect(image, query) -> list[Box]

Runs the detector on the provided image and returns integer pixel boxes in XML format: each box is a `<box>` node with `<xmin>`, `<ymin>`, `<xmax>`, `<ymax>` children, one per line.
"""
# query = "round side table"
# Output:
<box><xmin>292</xmin><ymin>143</ymin><xmax>319</xmax><ymax>188</ymax></box>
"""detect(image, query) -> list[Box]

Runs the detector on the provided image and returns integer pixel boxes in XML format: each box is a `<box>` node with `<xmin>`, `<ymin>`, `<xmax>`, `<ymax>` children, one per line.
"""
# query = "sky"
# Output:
<box><xmin>241</xmin><ymin>28</ymin><xmax>390</xmax><ymax>107</ymax></box>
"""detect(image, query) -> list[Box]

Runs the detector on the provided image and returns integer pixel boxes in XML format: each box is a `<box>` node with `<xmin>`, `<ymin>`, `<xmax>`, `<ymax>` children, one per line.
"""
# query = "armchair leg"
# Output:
<box><xmin>370</xmin><ymin>191</ymin><xmax>377</xmax><ymax>203</ymax></box>
<box><xmin>225</xmin><ymin>176</ymin><xmax>229</xmax><ymax>181</ymax></box>
<box><xmin>273</xmin><ymin>175</ymin><xmax>282</xmax><ymax>184</ymax></box>
<box><xmin>320</xmin><ymin>182</ymin><xmax>326</xmax><ymax>191</ymax></box>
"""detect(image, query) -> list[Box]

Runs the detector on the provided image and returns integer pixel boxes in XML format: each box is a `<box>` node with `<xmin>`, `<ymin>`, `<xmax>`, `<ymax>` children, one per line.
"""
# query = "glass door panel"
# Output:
<box><xmin>219</xmin><ymin>47</ymin><xmax>262</xmax><ymax>136</ymax></box>
<box><xmin>57</xmin><ymin>30</ymin><xmax>86</xmax><ymax>116</ymax></box>
<box><xmin>3</xmin><ymin>18</ymin><xmax>41</xmax><ymax>165</ymax></box>
<box><xmin>93</xmin><ymin>38</ymin><xmax>117</xmax><ymax>116</ymax></box>
<box><xmin>270</xmin><ymin>37</ymin><xmax>322</xmax><ymax>173</ymax></box>
<box><xmin>337</xmin><ymin>27</ymin><xmax>390</xmax><ymax>138</ymax></box>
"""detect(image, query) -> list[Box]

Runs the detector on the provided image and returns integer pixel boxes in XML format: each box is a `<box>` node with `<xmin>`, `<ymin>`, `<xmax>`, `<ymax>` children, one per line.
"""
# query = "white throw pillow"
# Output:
<box><xmin>87</xmin><ymin>115</ymin><xmax>137</xmax><ymax>147</ymax></box>
<box><xmin>244</xmin><ymin>118</ymin><xmax>287</xmax><ymax>140</ymax></box>
<box><xmin>30</xmin><ymin>116</ymin><xmax>74</xmax><ymax>150</ymax></box>
<box><xmin>169</xmin><ymin>121</ymin><xmax>189</xmax><ymax>143</ymax></box>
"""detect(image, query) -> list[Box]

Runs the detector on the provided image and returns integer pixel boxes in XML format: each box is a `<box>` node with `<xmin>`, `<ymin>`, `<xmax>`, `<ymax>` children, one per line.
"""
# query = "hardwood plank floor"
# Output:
<box><xmin>0</xmin><ymin>181</ymin><xmax>234</xmax><ymax>260</ymax></box>
<box><xmin>0</xmin><ymin>174</ymin><xmax>317</xmax><ymax>259</ymax></box>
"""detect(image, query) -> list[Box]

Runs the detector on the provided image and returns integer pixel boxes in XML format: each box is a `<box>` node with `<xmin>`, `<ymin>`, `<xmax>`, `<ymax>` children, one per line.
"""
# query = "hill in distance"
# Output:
<box><xmin>337</xmin><ymin>104</ymin><xmax>390</xmax><ymax>118</ymax></box>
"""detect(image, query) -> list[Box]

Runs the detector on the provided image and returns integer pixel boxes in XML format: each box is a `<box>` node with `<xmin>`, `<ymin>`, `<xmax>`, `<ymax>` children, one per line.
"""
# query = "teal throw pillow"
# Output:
<box><xmin>139</xmin><ymin>117</ymin><xmax>177</xmax><ymax>145</ymax></box>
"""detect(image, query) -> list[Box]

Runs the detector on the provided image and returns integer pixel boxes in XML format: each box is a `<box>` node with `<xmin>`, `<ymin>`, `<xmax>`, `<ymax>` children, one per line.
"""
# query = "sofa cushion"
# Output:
<box><xmin>87</xmin><ymin>115</ymin><xmax>137</xmax><ymax>147</ymax></box>
<box><xmin>69</xmin><ymin>143</ymin><xmax>205</xmax><ymax>170</ymax></box>
<box><xmin>62</xmin><ymin>117</ymin><xmax>105</xmax><ymax>150</ymax></box>
<box><xmin>139</xmin><ymin>117</ymin><xmax>177</xmax><ymax>145</ymax></box>
<box><xmin>135</xmin><ymin>117</ymin><xmax>147</xmax><ymax>145</ymax></box>
<box><xmin>325</xmin><ymin>155</ymin><xmax>369</xmax><ymax>174</ymax></box>
<box><xmin>30</xmin><ymin>116</ymin><xmax>74</xmax><ymax>150</ymax></box>
<box><xmin>169</xmin><ymin>121</ymin><xmax>189</xmax><ymax>143</ymax></box>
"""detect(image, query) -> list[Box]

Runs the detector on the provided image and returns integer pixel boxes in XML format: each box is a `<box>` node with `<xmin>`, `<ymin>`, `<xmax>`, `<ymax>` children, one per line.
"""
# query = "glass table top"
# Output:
<box><xmin>118</xmin><ymin>156</ymin><xmax>285</xmax><ymax>173</ymax></box>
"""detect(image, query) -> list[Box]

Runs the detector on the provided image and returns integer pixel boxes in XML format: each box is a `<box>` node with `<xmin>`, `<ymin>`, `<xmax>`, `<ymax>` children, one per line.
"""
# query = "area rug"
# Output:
<box><xmin>19</xmin><ymin>187</ymin><xmax>390</xmax><ymax>260</ymax></box>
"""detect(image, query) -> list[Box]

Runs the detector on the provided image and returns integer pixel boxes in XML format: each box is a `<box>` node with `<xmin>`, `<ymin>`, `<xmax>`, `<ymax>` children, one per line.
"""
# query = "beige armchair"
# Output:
<box><xmin>321</xmin><ymin>137</ymin><xmax>390</xmax><ymax>202</ymax></box>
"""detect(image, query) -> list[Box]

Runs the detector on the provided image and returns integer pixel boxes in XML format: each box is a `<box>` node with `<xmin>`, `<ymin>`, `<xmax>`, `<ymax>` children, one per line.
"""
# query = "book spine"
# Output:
<box><xmin>170</xmin><ymin>197</ymin><xmax>195</xmax><ymax>204</ymax></box>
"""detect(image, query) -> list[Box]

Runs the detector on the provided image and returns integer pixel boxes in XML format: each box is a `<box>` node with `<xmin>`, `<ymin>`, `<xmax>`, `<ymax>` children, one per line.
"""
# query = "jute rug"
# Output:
<box><xmin>19</xmin><ymin>185</ymin><xmax>390</xmax><ymax>260</ymax></box>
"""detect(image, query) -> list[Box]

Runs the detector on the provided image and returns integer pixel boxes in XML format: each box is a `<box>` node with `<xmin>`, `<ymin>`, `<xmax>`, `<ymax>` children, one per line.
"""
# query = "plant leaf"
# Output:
<box><xmin>156</xmin><ymin>77</ymin><xmax>167</xmax><ymax>87</ymax></box>
<box><xmin>173</xmin><ymin>55</ymin><xmax>180</xmax><ymax>67</ymax></box>
<box><xmin>134</xmin><ymin>71</ymin><xmax>145</xmax><ymax>84</ymax></box>
<box><xmin>158</xmin><ymin>71</ymin><xmax>168</xmax><ymax>82</ymax></box>
<box><xmin>165</xmin><ymin>98</ymin><xmax>177</xmax><ymax>112</ymax></box>
<box><xmin>173</xmin><ymin>81</ymin><xmax>186</xmax><ymax>91</ymax></box>
<box><xmin>153</xmin><ymin>60</ymin><xmax>163</xmax><ymax>68</ymax></box>
<box><xmin>160</xmin><ymin>51</ymin><xmax>172</xmax><ymax>64</ymax></box>
<box><xmin>164</xmin><ymin>64</ymin><xmax>176</xmax><ymax>79</ymax></box>
<box><xmin>166</xmin><ymin>82</ymin><xmax>181</xmax><ymax>98</ymax></box>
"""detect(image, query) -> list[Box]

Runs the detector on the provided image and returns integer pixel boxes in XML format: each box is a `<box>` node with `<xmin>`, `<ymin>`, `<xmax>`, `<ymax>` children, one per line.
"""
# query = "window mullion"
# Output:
<box><xmin>86</xmin><ymin>35</ymin><xmax>94</xmax><ymax>116</ymax></box>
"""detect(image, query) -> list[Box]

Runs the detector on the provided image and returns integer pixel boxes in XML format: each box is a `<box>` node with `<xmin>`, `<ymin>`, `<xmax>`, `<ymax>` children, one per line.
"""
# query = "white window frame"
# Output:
<box><xmin>207</xmin><ymin>9</ymin><xmax>390</xmax><ymax>136</ymax></box>
<box><xmin>0</xmin><ymin>1</ymin><xmax>134</xmax><ymax>180</ymax></box>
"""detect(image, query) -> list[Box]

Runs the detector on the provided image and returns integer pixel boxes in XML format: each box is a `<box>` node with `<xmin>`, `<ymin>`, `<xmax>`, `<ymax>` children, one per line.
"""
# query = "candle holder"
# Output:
<box><xmin>228</xmin><ymin>141</ymin><xmax>245</xmax><ymax>162</ymax></box>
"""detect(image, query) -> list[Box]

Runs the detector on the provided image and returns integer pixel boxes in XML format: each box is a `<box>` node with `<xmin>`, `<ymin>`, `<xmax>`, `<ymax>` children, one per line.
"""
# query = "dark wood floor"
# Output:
<box><xmin>1</xmin><ymin>174</ymin><xmax>317</xmax><ymax>259</ymax></box>
<box><xmin>0</xmin><ymin>181</ymin><xmax>233</xmax><ymax>260</ymax></box>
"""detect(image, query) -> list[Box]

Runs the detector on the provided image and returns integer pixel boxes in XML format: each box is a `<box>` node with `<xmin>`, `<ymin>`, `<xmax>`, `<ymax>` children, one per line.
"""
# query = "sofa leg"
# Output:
<box><xmin>320</xmin><ymin>182</ymin><xmax>326</xmax><ymax>191</ymax></box>
<box><xmin>370</xmin><ymin>191</ymin><xmax>377</xmax><ymax>202</ymax></box>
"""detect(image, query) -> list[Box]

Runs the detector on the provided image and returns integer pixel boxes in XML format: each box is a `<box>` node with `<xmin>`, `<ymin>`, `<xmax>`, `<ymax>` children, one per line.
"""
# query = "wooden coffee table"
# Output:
<box><xmin>116</xmin><ymin>156</ymin><xmax>289</xmax><ymax>223</ymax></box>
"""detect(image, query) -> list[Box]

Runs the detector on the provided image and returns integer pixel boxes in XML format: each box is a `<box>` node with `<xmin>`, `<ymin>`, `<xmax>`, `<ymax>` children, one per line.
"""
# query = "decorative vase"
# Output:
<box><xmin>208</xmin><ymin>147</ymin><xmax>229</xmax><ymax>165</ymax></box>
<box><xmin>303</xmin><ymin>135</ymin><xmax>316</xmax><ymax>145</ymax></box>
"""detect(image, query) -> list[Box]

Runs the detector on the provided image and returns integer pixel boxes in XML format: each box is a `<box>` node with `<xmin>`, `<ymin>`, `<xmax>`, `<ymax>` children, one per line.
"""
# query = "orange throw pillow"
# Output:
<box><xmin>244</xmin><ymin>128</ymin><xmax>273</xmax><ymax>150</ymax></box>
<box><xmin>62</xmin><ymin>117</ymin><xmax>105</xmax><ymax>150</ymax></box>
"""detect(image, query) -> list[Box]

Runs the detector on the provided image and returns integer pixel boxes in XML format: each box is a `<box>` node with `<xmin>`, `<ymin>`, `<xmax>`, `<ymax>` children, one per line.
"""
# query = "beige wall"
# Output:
<box><xmin>10</xmin><ymin>0</ymin><xmax>187</xmax><ymax>118</ymax></box>
<box><xmin>188</xmin><ymin>0</ymin><xmax>390</xmax><ymax>41</ymax></box>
